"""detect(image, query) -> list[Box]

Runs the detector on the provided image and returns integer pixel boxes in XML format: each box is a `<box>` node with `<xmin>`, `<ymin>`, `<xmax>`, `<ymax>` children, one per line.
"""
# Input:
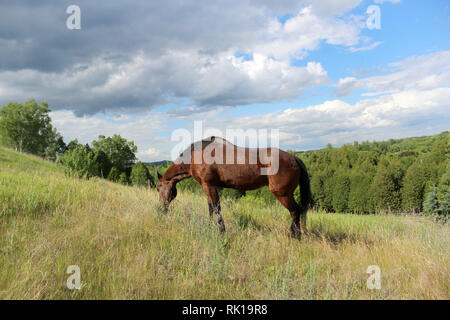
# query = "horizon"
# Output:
<box><xmin>140</xmin><ymin>130</ymin><xmax>449</xmax><ymax>163</ymax></box>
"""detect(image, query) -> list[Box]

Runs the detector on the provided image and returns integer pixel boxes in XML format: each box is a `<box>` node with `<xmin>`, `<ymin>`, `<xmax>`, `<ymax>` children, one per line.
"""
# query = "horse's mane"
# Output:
<box><xmin>175</xmin><ymin>136</ymin><xmax>216</xmax><ymax>163</ymax></box>
<box><xmin>176</xmin><ymin>136</ymin><xmax>231</xmax><ymax>164</ymax></box>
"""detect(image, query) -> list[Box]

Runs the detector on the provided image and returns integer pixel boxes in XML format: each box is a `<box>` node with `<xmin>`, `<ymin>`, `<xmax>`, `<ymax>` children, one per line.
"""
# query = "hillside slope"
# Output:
<box><xmin>0</xmin><ymin>147</ymin><xmax>449</xmax><ymax>299</ymax></box>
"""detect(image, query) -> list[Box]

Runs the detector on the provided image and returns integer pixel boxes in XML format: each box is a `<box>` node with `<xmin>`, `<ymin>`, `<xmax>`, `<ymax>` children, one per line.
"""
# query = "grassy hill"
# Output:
<box><xmin>0</xmin><ymin>147</ymin><xmax>449</xmax><ymax>299</ymax></box>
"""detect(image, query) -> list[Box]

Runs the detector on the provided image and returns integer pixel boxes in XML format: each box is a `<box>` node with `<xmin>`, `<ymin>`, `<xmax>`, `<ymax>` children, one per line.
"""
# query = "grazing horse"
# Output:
<box><xmin>157</xmin><ymin>136</ymin><xmax>311</xmax><ymax>239</ymax></box>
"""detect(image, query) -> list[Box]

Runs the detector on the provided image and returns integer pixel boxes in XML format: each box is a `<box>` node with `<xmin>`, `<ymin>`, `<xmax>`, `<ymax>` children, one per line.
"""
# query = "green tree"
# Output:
<box><xmin>310</xmin><ymin>169</ymin><xmax>334</xmax><ymax>211</ymax></box>
<box><xmin>437</xmin><ymin>162</ymin><xmax>450</xmax><ymax>219</ymax></box>
<box><xmin>332</xmin><ymin>173</ymin><xmax>351</xmax><ymax>213</ymax></box>
<box><xmin>423</xmin><ymin>185</ymin><xmax>440</xmax><ymax>216</ymax></box>
<box><xmin>60</xmin><ymin>146</ymin><xmax>95</xmax><ymax>179</ymax></box>
<box><xmin>92</xmin><ymin>134</ymin><xmax>137</xmax><ymax>171</ymax></box>
<box><xmin>371</xmin><ymin>160</ymin><xmax>405</xmax><ymax>212</ymax></box>
<box><xmin>348</xmin><ymin>172</ymin><xmax>374</xmax><ymax>213</ymax></box>
<box><xmin>438</xmin><ymin>162</ymin><xmax>450</xmax><ymax>199</ymax></box>
<box><xmin>60</xmin><ymin>145</ymin><xmax>112</xmax><ymax>179</ymax></box>
<box><xmin>118</xmin><ymin>172</ymin><xmax>129</xmax><ymax>185</ymax></box>
<box><xmin>67</xmin><ymin>139</ymin><xmax>83</xmax><ymax>151</ymax></box>
<box><xmin>130</xmin><ymin>162</ymin><xmax>154</xmax><ymax>187</ymax></box>
<box><xmin>107</xmin><ymin>167</ymin><xmax>121</xmax><ymax>182</ymax></box>
<box><xmin>402</xmin><ymin>161</ymin><xmax>431</xmax><ymax>213</ymax></box>
<box><xmin>439</xmin><ymin>187</ymin><xmax>449</xmax><ymax>220</ymax></box>
<box><xmin>45</xmin><ymin>128</ymin><xmax>67</xmax><ymax>161</ymax></box>
<box><xmin>428</xmin><ymin>138</ymin><xmax>449</xmax><ymax>166</ymax></box>
<box><xmin>91</xmin><ymin>150</ymin><xmax>112</xmax><ymax>178</ymax></box>
<box><xmin>0</xmin><ymin>99</ymin><xmax>58</xmax><ymax>156</ymax></box>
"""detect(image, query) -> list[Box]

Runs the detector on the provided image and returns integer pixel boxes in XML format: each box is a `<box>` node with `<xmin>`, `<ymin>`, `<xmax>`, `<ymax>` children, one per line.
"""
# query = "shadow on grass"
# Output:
<box><xmin>307</xmin><ymin>227</ymin><xmax>376</xmax><ymax>247</ymax></box>
<box><xmin>232</xmin><ymin>212</ymin><xmax>266</xmax><ymax>231</ymax></box>
<box><xmin>230</xmin><ymin>212</ymin><xmax>377</xmax><ymax>246</ymax></box>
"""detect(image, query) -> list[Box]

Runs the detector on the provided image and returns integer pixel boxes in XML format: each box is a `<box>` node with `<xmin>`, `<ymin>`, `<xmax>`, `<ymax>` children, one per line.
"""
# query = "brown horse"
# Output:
<box><xmin>157</xmin><ymin>136</ymin><xmax>311</xmax><ymax>239</ymax></box>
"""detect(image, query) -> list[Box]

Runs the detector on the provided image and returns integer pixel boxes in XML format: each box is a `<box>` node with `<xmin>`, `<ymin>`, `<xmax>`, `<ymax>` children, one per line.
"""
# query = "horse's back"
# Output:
<box><xmin>187</xmin><ymin>137</ymin><xmax>299</xmax><ymax>190</ymax></box>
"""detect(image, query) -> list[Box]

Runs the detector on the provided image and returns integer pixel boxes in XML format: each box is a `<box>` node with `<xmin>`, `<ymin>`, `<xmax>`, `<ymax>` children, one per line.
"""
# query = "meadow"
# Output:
<box><xmin>0</xmin><ymin>147</ymin><xmax>448</xmax><ymax>299</ymax></box>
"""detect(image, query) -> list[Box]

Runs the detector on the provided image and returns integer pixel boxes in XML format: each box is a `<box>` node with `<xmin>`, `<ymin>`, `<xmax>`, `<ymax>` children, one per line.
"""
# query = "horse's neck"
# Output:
<box><xmin>164</xmin><ymin>163</ymin><xmax>191</xmax><ymax>183</ymax></box>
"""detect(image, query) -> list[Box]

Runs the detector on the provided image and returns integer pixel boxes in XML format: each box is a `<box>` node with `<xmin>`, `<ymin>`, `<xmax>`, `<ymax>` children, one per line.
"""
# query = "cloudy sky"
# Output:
<box><xmin>0</xmin><ymin>0</ymin><xmax>449</xmax><ymax>161</ymax></box>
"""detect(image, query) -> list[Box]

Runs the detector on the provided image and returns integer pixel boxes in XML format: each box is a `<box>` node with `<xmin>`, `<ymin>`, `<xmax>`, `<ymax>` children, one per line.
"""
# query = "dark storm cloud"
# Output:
<box><xmin>0</xmin><ymin>0</ymin><xmax>359</xmax><ymax>114</ymax></box>
<box><xmin>0</xmin><ymin>0</ymin><xmax>271</xmax><ymax>72</ymax></box>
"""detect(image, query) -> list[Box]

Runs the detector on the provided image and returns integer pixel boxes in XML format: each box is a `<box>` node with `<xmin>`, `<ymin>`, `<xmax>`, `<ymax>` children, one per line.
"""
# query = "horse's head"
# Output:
<box><xmin>157</xmin><ymin>172</ymin><xmax>177</xmax><ymax>210</ymax></box>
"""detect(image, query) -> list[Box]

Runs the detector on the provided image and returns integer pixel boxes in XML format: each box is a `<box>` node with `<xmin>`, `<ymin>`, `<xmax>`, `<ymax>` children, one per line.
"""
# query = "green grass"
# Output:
<box><xmin>0</xmin><ymin>147</ymin><xmax>449</xmax><ymax>299</ymax></box>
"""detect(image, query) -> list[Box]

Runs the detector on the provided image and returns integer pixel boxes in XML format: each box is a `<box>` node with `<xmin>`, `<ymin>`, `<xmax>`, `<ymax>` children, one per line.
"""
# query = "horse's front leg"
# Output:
<box><xmin>201</xmin><ymin>183</ymin><xmax>225</xmax><ymax>233</ymax></box>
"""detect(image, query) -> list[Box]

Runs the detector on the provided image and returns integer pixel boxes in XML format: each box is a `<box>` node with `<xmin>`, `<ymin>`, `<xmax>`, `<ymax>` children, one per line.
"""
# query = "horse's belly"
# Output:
<box><xmin>217</xmin><ymin>165</ymin><xmax>268</xmax><ymax>190</ymax></box>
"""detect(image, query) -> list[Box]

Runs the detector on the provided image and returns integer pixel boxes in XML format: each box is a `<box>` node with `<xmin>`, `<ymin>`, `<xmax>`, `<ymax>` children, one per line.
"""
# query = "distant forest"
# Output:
<box><xmin>0</xmin><ymin>99</ymin><xmax>448</xmax><ymax>219</ymax></box>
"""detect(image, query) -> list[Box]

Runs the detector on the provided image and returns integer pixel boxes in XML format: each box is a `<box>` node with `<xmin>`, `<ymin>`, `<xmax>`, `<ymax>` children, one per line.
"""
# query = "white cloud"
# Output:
<box><xmin>0</xmin><ymin>1</ymin><xmax>373</xmax><ymax>114</ymax></box>
<box><xmin>349</xmin><ymin>41</ymin><xmax>382</xmax><ymax>52</ymax></box>
<box><xmin>198</xmin><ymin>87</ymin><xmax>450</xmax><ymax>151</ymax></box>
<box><xmin>304</xmin><ymin>0</ymin><xmax>364</xmax><ymax>15</ymax></box>
<box><xmin>49</xmin><ymin>86</ymin><xmax>449</xmax><ymax>160</ymax></box>
<box><xmin>0</xmin><ymin>51</ymin><xmax>329</xmax><ymax>115</ymax></box>
<box><xmin>335</xmin><ymin>51</ymin><xmax>450</xmax><ymax>97</ymax></box>
<box><xmin>374</xmin><ymin>0</ymin><xmax>401</xmax><ymax>4</ymax></box>
<box><xmin>138</xmin><ymin>148</ymin><xmax>161</xmax><ymax>161</ymax></box>
<box><xmin>251</xmin><ymin>7</ymin><xmax>362</xmax><ymax>62</ymax></box>
<box><xmin>334</xmin><ymin>77</ymin><xmax>360</xmax><ymax>97</ymax></box>
<box><xmin>6</xmin><ymin>0</ymin><xmax>441</xmax><ymax>161</ymax></box>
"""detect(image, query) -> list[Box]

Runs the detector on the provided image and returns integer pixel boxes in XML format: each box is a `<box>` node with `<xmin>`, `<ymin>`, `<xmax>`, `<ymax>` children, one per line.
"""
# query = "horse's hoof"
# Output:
<box><xmin>290</xmin><ymin>233</ymin><xmax>301</xmax><ymax>241</ymax></box>
<box><xmin>290</xmin><ymin>227</ymin><xmax>302</xmax><ymax>240</ymax></box>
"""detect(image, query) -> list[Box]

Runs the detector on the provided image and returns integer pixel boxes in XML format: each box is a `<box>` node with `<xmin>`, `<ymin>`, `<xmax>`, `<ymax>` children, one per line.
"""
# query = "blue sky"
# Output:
<box><xmin>0</xmin><ymin>0</ymin><xmax>449</xmax><ymax>160</ymax></box>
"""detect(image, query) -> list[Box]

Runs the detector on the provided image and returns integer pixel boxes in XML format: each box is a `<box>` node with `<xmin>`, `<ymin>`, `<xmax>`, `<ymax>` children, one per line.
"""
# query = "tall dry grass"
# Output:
<box><xmin>0</xmin><ymin>147</ymin><xmax>448</xmax><ymax>299</ymax></box>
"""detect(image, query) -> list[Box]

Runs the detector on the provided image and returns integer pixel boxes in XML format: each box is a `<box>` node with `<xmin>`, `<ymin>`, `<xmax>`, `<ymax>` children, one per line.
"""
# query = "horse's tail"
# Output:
<box><xmin>295</xmin><ymin>156</ymin><xmax>311</xmax><ymax>214</ymax></box>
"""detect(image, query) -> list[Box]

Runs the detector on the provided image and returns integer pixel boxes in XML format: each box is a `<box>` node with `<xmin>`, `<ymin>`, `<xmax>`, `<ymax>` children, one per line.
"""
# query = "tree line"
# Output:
<box><xmin>293</xmin><ymin>134</ymin><xmax>448</xmax><ymax>220</ymax></box>
<box><xmin>0</xmin><ymin>99</ymin><xmax>154</xmax><ymax>187</ymax></box>
<box><xmin>0</xmin><ymin>99</ymin><xmax>448</xmax><ymax>220</ymax></box>
<box><xmin>151</xmin><ymin>132</ymin><xmax>449</xmax><ymax>220</ymax></box>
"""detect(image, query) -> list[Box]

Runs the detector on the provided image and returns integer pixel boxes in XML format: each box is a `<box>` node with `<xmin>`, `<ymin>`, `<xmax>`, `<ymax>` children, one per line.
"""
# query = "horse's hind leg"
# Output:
<box><xmin>273</xmin><ymin>194</ymin><xmax>301</xmax><ymax>240</ymax></box>
<box><xmin>201</xmin><ymin>183</ymin><xmax>226</xmax><ymax>233</ymax></box>
<box><xmin>300</xmin><ymin>210</ymin><xmax>308</xmax><ymax>235</ymax></box>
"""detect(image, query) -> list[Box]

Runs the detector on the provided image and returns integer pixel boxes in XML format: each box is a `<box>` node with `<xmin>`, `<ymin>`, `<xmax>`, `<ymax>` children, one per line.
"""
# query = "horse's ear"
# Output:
<box><xmin>157</xmin><ymin>172</ymin><xmax>162</xmax><ymax>180</ymax></box>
